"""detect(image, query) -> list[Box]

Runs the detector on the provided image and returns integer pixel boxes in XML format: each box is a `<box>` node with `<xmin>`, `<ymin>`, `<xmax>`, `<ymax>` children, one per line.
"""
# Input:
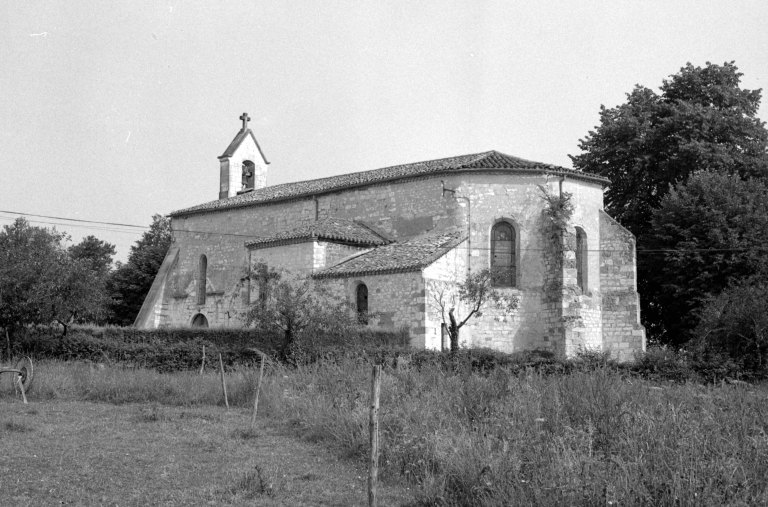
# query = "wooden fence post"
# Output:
<box><xmin>250</xmin><ymin>353</ymin><xmax>266</xmax><ymax>429</ymax></box>
<box><xmin>16</xmin><ymin>375</ymin><xmax>27</xmax><ymax>404</ymax></box>
<box><xmin>199</xmin><ymin>345</ymin><xmax>206</xmax><ymax>375</ymax></box>
<box><xmin>368</xmin><ymin>364</ymin><xmax>382</xmax><ymax>507</ymax></box>
<box><xmin>219</xmin><ymin>353</ymin><xmax>229</xmax><ymax>409</ymax></box>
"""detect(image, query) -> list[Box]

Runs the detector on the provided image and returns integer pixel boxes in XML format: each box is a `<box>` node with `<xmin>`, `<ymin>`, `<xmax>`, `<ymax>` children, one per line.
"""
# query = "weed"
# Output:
<box><xmin>132</xmin><ymin>403</ymin><xmax>172</xmax><ymax>423</ymax></box>
<box><xmin>231</xmin><ymin>427</ymin><xmax>259</xmax><ymax>440</ymax></box>
<box><xmin>4</xmin><ymin>420</ymin><xmax>32</xmax><ymax>433</ymax></box>
<box><xmin>230</xmin><ymin>465</ymin><xmax>275</xmax><ymax>499</ymax></box>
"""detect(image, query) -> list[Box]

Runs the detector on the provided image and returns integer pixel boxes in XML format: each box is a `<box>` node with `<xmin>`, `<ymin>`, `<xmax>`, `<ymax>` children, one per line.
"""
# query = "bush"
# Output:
<box><xmin>11</xmin><ymin>325</ymin><xmax>410</xmax><ymax>372</ymax></box>
<box><xmin>695</xmin><ymin>280</ymin><xmax>768</xmax><ymax>375</ymax></box>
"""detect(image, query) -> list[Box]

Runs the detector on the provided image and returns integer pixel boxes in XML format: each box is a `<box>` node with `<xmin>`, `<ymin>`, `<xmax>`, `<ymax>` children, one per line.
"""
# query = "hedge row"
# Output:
<box><xmin>11</xmin><ymin>326</ymin><xmax>411</xmax><ymax>373</ymax></box>
<box><xmin>11</xmin><ymin>326</ymin><xmax>765</xmax><ymax>382</ymax></box>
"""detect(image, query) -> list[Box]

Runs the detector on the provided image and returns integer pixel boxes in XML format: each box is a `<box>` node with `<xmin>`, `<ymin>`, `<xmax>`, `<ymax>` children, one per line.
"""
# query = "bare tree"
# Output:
<box><xmin>429</xmin><ymin>268</ymin><xmax>519</xmax><ymax>352</ymax></box>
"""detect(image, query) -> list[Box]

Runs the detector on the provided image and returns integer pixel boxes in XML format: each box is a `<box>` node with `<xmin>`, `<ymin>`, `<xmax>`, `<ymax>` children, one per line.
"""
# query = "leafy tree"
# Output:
<box><xmin>0</xmin><ymin>219</ymin><xmax>113</xmax><ymax>353</ymax></box>
<box><xmin>69</xmin><ymin>235</ymin><xmax>116</xmax><ymax>275</ymax></box>
<box><xmin>571</xmin><ymin>61</ymin><xmax>768</xmax><ymax>344</ymax></box>
<box><xmin>108</xmin><ymin>214</ymin><xmax>172</xmax><ymax>326</ymax></box>
<box><xmin>0</xmin><ymin>219</ymin><xmax>66</xmax><ymax>349</ymax></box>
<box><xmin>244</xmin><ymin>264</ymin><xmax>362</xmax><ymax>362</ymax></box>
<box><xmin>51</xmin><ymin>256</ymin><xmax>114</xmax><ymax>333</ymax></box>
<box><xmin>429</xmin><ymin>269</ymin><xmax>519</xmax><ymax>352</ymax></box>
<box><xmin>572</xmin><ymin>61</ymin><xmax>768</xmax><ymax>240</ymax></box>
<box><xmin>644</xmin><ymin>172</ymin><xmax>768</xmax><ymax>344</ymax></box>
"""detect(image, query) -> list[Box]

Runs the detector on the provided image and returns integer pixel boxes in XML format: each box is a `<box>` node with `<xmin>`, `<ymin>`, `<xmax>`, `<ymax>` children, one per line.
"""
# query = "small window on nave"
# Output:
<box><xmin>197</xmin><ymin>255</ymin><xmax>207</xmax><ymax>305</ymax></box>
<box><xmin>356</xmin><ymin>283</ymin><xmax>369</xmax><ymax>325</ymax></box>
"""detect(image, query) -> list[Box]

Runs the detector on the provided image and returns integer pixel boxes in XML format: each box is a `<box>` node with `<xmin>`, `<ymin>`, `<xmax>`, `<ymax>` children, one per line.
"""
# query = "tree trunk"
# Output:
<box><xmin>448</xmin><ymin>308</ymin><xmax>459</xmax><ymax>353</ymax></box>
<box><xmin>281</xmin><ymin>321</ymin><xmax>294</xmax><ymax>362</ymax></box>
<box><xmin>5</xmin><ymin>328</ymin><xmax>10</xmax><ymax>361</ymax></box>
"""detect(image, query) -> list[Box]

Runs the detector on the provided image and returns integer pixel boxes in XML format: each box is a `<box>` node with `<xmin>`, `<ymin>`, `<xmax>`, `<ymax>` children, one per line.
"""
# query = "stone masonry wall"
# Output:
<box><xmin>422</xmin><ymin>241</ymin><xmax>467</xmax><ymax>350</ymax></box>
<box><xmin>599</xmin><ymin>210</ymin><xmax>646</xmax><ymax>361</ymax></box>
<box><xmin>320</xmin><ymin>272</ymin><xmax>426</xmax><ymax>347</ymax></box>
<box><xmin>149</xmin><ymin>169</ymin><xmax>644</xmax><ymax>360</ymax></box>
<box><xmin>164</xmin><ymin>177</ymin><xmax>458</xmax><ymax>328</ymax></box>
<box><xmin>249</xmin><ymin>242</ymin><xmax>316</xmax><ymax>274</ymax></box>
<box><xmin>443</xmin><ymin>175</ymin><xmax>605</xmax><ymax>355</ymax></box>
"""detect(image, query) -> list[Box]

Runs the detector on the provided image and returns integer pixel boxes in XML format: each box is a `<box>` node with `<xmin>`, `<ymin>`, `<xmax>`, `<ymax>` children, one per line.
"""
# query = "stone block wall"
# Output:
<box><xmin>599</xmin><ymin>210</ymin><xmax>646</xmax><ymax>360</ymax></box>
<box><xmin>142</xmin><ymin>169</ymin><xmax>644</xmax><ymax>362</ymax></box>
<box><xmin>316</xmin><ymin>242</ymin><xmax>369</xmax><ymax>271</ymax></box>
<box><xmin>320</xmin><ymin>272</ymin><xmax>426</xmax><ymax>346</ymax></box>
<box><xmin>249</xmin><ymin>242</ymin><xmax>316</xmax><ymax>274</ymax></box>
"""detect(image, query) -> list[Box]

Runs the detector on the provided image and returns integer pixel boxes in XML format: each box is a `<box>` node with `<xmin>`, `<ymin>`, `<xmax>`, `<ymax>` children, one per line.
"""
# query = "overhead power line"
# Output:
<box><xmin>3</xmin><ymin>209</ymin><xmax>768</xmax><ymax>256</ymax></box>
<box><xmin>0</xmin><ymin>210</ymin><xmax>148</xmax><ymax>229</ymax></box>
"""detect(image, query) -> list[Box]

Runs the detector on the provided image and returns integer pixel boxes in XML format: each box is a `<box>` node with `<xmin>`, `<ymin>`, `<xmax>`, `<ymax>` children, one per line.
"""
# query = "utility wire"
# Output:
<box><xmin>0</xmin><ymin>209</ymin><xmax>148</xmax><ymax>229</ymax></box>
<box><xmin>3</xmin><ymin>209</ymin><xmax>767</xmax><ymax>255</ymax></box>
<box><xmin>0</xmin><ymin>216</ymin><xmax>145</xmax><ymax>235</ymax></box>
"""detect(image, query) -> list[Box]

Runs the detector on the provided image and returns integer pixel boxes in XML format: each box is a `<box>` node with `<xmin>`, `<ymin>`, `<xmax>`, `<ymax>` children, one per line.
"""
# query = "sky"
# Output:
<box><xmin>2</xmin><ymin>1</ymin><xmax>768</xmax><ymax>262</ymax></box>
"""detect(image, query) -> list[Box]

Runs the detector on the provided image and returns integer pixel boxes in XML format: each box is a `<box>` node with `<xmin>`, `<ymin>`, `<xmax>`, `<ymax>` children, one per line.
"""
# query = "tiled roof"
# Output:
<box><xmin>218</xmin><ymin>129</ymin><xmax>270</xmax><ymax>163</ymax></box>
<box><xmin>171</xmin><ymin>150</ymin><xmax>609</xmax><ymax>217</ymax></box>
<box><xmin>313</xmin><ymin>230</ymin><xmax>466</xmax><ymax>279</ymax></box>
<box><xmin>245</xmin><ymin>218</ymin><xmax>391</xmax><ymax>249</ymax></box>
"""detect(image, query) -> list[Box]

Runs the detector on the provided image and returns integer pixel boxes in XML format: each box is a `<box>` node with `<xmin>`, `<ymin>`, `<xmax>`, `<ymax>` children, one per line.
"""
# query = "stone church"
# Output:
<box><xmin>136</xmin><ymin>114</ymin><xmax>645</xmax><ymax>360</ymax></box>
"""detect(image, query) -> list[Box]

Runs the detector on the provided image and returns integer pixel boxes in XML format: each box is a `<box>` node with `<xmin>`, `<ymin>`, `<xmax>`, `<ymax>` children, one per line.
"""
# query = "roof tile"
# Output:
<box><xmin>313</xmin><ymin>230</ymin><xmax>466</xmax><ymax>278</ymax></box>
<box><xmin>245</xmin><ymin>218</ymin><xmax>391</xmax><ymax>248</ymax></box>
<box><xmin>173</xmin><ymin>150</ymin><xmax>608</xmax><ymax>217</ymax></box>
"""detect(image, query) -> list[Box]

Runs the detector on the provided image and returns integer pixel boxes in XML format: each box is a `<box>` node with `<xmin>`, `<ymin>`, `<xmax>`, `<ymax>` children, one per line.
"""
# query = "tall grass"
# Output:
<box><xmin>11</xmin><ymin>359</ymin><xmax>257</xmax><ymax>407</ymax></box>
<box><xmin>255</xmin><ymin>358</ymin><xmax>768</xmax><ymax>505</ymax></box>
<box><xmin>11</xmin><ymin>358</ymin><xmax>768</xmax><ymax>505</ymax></box>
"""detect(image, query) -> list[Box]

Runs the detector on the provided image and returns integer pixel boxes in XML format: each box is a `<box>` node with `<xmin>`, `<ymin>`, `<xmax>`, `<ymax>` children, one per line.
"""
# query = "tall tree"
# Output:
<box><xmin>108</xmin><ymin>214</ymin><xmax>172</xmax><ymax>326</ymax></box>
<box><xmin>571</xmin><ymin>61</ymin><xmax>768</xmax><ymax>240</ymax></box>
<box><xmin>0</xmin><ymin>219</ymin><xmax>113</xmax><ymax>349</ymax></box>
<box><xmin>644</xmin><ymin>172</ymin><xmax>768</xmax><ymax>344</ymax></box>
<box><xmin>69</xmin><ymin>235</ymin><xmax>116</xmax><ymax>275</ymax></box>
<box><xmin>571</xmin><ymin>61</ymin><xmax>768</xmax><ymax>344</ymax></box>
<box><xmin>0</xmin><ymin>219</ymin><xmax>66</xmax><ymax>340</ymax></box>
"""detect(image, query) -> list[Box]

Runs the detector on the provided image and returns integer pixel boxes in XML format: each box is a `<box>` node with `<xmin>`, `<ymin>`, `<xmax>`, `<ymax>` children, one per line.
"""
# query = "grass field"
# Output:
<box><xmin>0</xmin><ymin>363</ymin><xmax>413</xmax><ymax>506</ymax></box>
<box><xmin>3</xmin><ymin>357</ymin><xmax>768</xmax><ymax>505</ymax></box>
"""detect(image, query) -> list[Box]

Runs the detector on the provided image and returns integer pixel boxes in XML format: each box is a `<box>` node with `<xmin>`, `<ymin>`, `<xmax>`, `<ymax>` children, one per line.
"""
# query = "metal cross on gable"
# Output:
<box><xmin>239</xmin><ymin>112</ymin><xmax>251</xmax><ymax>130</ymax></box>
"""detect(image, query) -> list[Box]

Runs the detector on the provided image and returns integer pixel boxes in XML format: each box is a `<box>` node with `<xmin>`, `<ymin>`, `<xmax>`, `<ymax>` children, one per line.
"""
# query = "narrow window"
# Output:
<box><xmin>254</xmin><ymin>263</ymin><xmax>270</xmax><ymax>307</ymax></box>
<box><xmin>491</xmin><ymin>222</ymin><xmax>516</xmax><ymax>287</ymax></box>
<box><xmin>191</xmin><ymin>313</ymin><xmax>208</xmax><ymax>328</ymax></box>
<box><xmin>241</xmin><ymin>160</ymin><xmax>255</xmax><ymax>191</ymax></box>
<box><xmin>356</xmin><ymin>283</ymin><xmax>369</xmax><ymax>324</ymax></box>
<box><xmin>575</xmin><ymin>227</ymin><xmax>588</xmax><ymax>292</ymax></box>
<box><xmin>197</xmin><ymin>255</ymin><xmax>207</xmax><ymax>305</ymax></box>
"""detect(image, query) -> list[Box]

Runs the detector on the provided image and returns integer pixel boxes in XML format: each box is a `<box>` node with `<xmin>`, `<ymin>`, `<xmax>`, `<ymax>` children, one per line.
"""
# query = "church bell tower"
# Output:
<box><xmin>218</xmin><ymin>112</ymin><xmax>270</xmax><ymax>199</ymax></box>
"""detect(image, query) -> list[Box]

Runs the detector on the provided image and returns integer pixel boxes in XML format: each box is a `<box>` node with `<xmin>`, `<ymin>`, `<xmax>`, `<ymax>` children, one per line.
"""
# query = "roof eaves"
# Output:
<box><xmin>246</xmin><ymin>236</ymin><xmax>314</xmax><ymax>249</ymax></box>
<box><xmin>313</xmin><ymin>265</ymin><xmax>423</xmax><ymax>279</ymax></box>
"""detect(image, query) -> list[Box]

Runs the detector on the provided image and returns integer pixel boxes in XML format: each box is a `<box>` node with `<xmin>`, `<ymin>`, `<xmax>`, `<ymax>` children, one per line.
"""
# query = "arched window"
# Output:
<box><xmin>356</xmin><ymin>283</ymin><xmax>369</xmax><ymax>324</ymax></box>
<box><xmin>575</xmin><ymin>227</ymin><xmax>588</xmax><ymax>292</ymax></box>
<box><xmin>491</xmin><ymin>222</ymin><xmax>516</xmax><ymax>287</ymax></box>
<box><xmin>241</xmin><ymin>160</ymin><xmax>255</xmax><ymax>190</ymax></box>
<box><xmin>197</xmin><ymin>255</ymin><xmax>207</xmax><ymax>305</ymax></box>
<box><xmin>191</xmin><ymin>313</ymin><xmax>208</xmax><ymax>328</ymax></box>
